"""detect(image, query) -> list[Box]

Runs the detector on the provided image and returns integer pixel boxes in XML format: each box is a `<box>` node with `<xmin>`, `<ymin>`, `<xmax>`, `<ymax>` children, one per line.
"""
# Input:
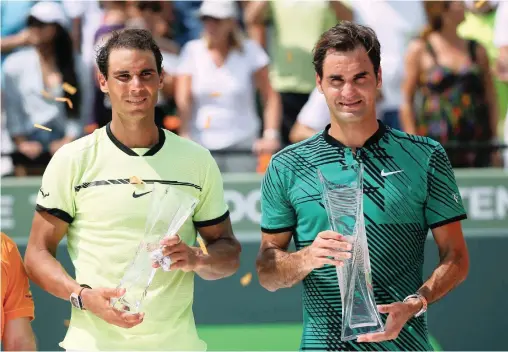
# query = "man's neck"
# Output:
<box><xmin>328</xmin><ymin>117</ymin><xmax>379</xmax><ymax>150</ymax></box>
<box><xmin>110</xmin><ymin>115</ymin><xmax>159</xmax><ymax>149</ymax></box>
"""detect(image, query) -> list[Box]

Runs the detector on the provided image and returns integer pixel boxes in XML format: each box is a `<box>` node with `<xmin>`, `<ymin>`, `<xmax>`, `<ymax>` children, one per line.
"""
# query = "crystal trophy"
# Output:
<box><xmin>318</xmin><ymin>163</ymin><xmax>384</xmax><ymax>341</ymax></box>
<box><xmin>110</xmin><ymin>183</ymin><xmax>199</xmax><ymax>313</ymax></box>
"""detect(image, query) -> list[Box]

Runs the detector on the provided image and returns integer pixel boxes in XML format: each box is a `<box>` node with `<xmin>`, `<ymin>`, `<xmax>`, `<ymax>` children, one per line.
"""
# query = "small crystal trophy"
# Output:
<box><xmin>110</xmin><ymin>183</ymin><xmax>199</xmax><ymax>313</ymax></box>
<box><xmin>318</xmin><ymin>163</ymin><xmax>384</xmax><ymax>341</ymax></box>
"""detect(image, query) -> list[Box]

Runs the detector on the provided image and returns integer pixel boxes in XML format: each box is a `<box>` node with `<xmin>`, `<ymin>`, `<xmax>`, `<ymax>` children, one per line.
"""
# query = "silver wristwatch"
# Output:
<box><xmin>403</xmin><ymin>293</ymin><xmax>428</xmax><ymax>318</ymax></box>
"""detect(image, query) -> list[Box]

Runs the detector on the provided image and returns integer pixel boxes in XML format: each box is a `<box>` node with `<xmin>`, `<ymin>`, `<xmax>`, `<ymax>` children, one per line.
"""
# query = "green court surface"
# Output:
<box><xmin>197</xmin><ymin>324</ymin><xmax>443</xmax><ymax>351</ymax></box>
<box><xmin>197</xmin><ymin>324</ymin><xmax>302</xmax><ymax>351</ymax></box>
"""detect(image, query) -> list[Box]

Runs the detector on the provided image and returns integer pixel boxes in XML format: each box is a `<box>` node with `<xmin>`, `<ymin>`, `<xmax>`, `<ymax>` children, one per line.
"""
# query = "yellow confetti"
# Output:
<box><xmin>209</xmin><ymin>92</ymin><xmax>221</xmax><ymax>98</ymax></box>
<box><xmin>55</xmin><ymin>97</ymin><xmax>73</xmax><ymax>109</ymax></box>
<box><xmin>197</xmin><ymin>237</ymin><xmax>208</xmax><ymax>255</ymax></box>
<box><xmin>204</xmin><ymin>116</ymin><xmax>211</xmax><ymax>129</ymax></box>
<box><xmin>34</xmin><ymin>123</ymin><xmax>52</xmax><ymax>132</ymax></box>
<box><xmin>64</xmin><ymin>319</ymin><xmax>70</xmax><ymax>327</ymax></box>
<box><xmin>129</xmin><ymin>176</ymin><xmax>145</xmax><ymax>184</ymax></box>
<box><xmin>240</xmin><ymin>272</ymin><xmax>252</xmax><ymax>287</ymax></box>
<box><xmin>62</xmin><ymin>82</ymin><xmax>77</xmax><ymax>95</ymax></box>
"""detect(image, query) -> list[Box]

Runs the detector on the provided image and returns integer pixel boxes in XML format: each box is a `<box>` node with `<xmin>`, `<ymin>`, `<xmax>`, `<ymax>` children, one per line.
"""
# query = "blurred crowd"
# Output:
<box><xmin>1</xmin><ymin>0</ymin><xmax>507</xmax><ymax>177</ymax></box>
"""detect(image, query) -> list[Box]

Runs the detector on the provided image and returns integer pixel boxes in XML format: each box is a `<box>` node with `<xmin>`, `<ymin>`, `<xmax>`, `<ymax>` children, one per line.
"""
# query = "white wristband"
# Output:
<box><xmin>403</xmin><ymin>293</ymin><xmax>428</xmax><ymax>318</ymax></box>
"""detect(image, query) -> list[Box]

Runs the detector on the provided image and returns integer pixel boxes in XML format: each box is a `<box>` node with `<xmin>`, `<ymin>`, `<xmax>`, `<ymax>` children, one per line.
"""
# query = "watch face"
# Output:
<box><xmin>70</xmin><ymin>294</ymin><xmax>80</xmax><ymax>309</ymax></box>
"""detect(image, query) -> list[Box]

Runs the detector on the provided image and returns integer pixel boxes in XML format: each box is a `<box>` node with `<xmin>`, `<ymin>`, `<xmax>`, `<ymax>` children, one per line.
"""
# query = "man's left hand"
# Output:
<box><xmin>154</xmin><ymin>235</ymin><xmax>203</xmax><ymax>272</ymax></box>
<box><xmin>356</xmin><ymin>300</ymin><xmax>421</xmax><ymax>343</ymax></box>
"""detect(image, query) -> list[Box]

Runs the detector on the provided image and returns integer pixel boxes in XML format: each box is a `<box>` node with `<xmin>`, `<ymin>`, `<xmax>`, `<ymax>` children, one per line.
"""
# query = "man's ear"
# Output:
<box><xmin>159</xmin><ymin>71</ymin><xmax>164</xmax><ymax>90</ymax></box>
<box><xmin>316</xmin><ymin>73</ymin><xmax>324</xmax><ymax>94</ymax></box>
<box><xmin>376</xmin><ymin>66</ymin><xmax>383</xmax><ymax>90</ymax></box>
<box><xmin>98</xmin><ymin>71</ymin><xmax>108</xmax><ymax>94</ymax></box>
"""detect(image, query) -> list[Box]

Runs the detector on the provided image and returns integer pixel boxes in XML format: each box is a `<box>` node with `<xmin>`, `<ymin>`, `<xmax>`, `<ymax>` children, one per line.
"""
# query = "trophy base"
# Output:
<box><xmin>341</xmin><ymin>323</ymin><xmax>385</xmax><ymax>342</ymax></box>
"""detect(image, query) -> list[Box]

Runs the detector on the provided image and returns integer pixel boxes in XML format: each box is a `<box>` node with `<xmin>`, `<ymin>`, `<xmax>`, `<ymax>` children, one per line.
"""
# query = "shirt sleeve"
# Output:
<box><xmin>35</xmin><ymin>145</ymin><xmax>77</xmax><ymax>223</ymax></box>
<box><xmin>192</xmin><ymin>151</ymin><xmax>229</xmax><ymax>227</ymax></box>
<box><xmin>296</xmin><ymin>87</ymin><xmax>330</xmax><ymax>131</ymax></box>
<box><xmin>176</xmin><ymin>42</ymin><xmax>195</xmax><ymax>76</ymax></box>
<box><xmin>424</xmin><ymin>144</ymin><xmax>467</xmax><ymax>229</ymax></box>
<box><xmin>3</xmin><ymin>238</ymin><xmax>35</xmax><ymax>322</ymax></box>
<box><xmin>260</xmin><ymin>157</ymin><xmax>296</xmax><ymax>233</ymax></box>
<box><xmin>246</xmin><ymin>39</ymin><xmax>269</xmax><ymax>72</ymax></box>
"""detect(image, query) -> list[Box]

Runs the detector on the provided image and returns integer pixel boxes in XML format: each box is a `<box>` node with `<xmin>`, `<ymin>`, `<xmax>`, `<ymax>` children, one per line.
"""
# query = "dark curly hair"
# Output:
<box><xmin>313</xmin><ymin>21</ymin><xmax>381</xmax><ymax>79</ymax></box>
<box><xmin>95</xmin><ymin>28</ymin><xmax>163</xmax><ymax>79</ymax></box>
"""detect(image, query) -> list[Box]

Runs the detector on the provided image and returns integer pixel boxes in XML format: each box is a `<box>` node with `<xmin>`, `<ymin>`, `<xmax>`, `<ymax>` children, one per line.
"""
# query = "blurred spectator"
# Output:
<box><xmin>459</xmin><ymin>0</ymin><xmax>508</xmax><ymax>132</ymax></box>
<box><xmin>350</xmin><ymin>0</ymin><xmax>426</xmax><ymax>130</ymax></box>
<box><xmin>400</xmin><ymin>0</ymin><xmax>498</xmax><ymax>168</ymax></box>
<box><xmin>0</xmin><ymin>1</ymin><xmax>34</xmax><ymax>65</ymax></box>
<box><xmin>1</xmin><ymin>232</ymin><xmax>36</xmax><ymax>351</ymax></box>
<box><xmin>3</xmin><ymin>1</ymin><xmax>91</xmax><ymax>176</ymax></box>
<box><xmin>127</xmin><ymin>1</ymin><xmax>180</xmax><ymax>54</ymax></box>
<box><xmin>493</xmin><ymin>1</ymin><xmax>508</xmax><ymax>167</ymax></box>
<box><xmin>175</xmin><ymin>0</ymin><xmax>282</xmax><ymax>172</ymax></box>
<box><xmin>244</xmin><ymin>0</ymin><xmax>352</xmax><ymax>147</ymax></box>
<box><xmin>172</xmin><ymin>1</ymin><xmax>204</xmax><ymax>47</ymax></box>
<box><xmin>61</xmin><ymin>0</ymin><xmax>103</xmax><ymax>69</ymax></box>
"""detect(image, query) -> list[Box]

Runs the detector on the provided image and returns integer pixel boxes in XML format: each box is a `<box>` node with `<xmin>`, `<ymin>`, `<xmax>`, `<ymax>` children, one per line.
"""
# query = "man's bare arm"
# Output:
<box><xmin>257</xmin><ymin>231</ymin><xmax>310</xmax><ymax>292</ymax></box>
<box><xmin>194</xmin><ymin>216</ymin><xmax>242</xmax><ymax>280</ymax></box>
<box><xmin>2</xmin><ymin>317</ymin><xmax>37</xmax><ymax>351</ymax></box>
<box><xmin>257</xmin><ymin>230</ymin><xmax>351</xmax><ymax>292</ymax></box>
<box><xmin>289</xmin><ymin>122</ymin><xmax>319</xmax><ymax>143</ymax></box>
<box><xmin>329</xmin><ymin>1</ymin><xmax>353</xmax><ymax>21</ymax></box>
<box><xmin>243</xmin><ymin>1</ymin><xmax>269</xmax><ymax>26</ymax></box>
<box><xmin>417</xmin><ymin>221</ymin><xmax>469</xmax><ymax>305</ymax></box>
<box><xmin>24</xmin><ymin>211</ymin><xmax>81</xmax><ymax>301</ymax></box>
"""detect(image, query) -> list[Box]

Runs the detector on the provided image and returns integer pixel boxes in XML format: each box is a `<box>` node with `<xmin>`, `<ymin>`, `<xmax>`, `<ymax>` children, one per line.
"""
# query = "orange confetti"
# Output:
<box><xmin>240</xmin><ymin>272</ymin><xmax>252</xmax><ymax>287</ymax></box>
<box><xmin>64</xmin><ymin>319</ymin><xmax>70</xmax><ymax>327</ymax></box>
<box><xmin>197</xmin><ymin>237</ymin><xmax>208</xmax><ymax>255</ymax></box>
<box><xmin>34</xmin><ymin>124</ymin><xmax>52</xmax><ymax>132</ymax></box>
<box><xmin>55</xmin><ymin>97</ymin><xmax>73</xmax><ymax>109</ymax></box>
<box><xmin>62</xmin><ymin>82</ymin><xmax>77</xmax><ymax>95</ymax></box>
<box><xmin>129</xmin><ymin>176</ymin><xmax>145</xmax><ymax>184</ymax></box>
<box><xmin>209</xmin><ymin>92</ymin><xmax>221</xmax><ymax>98</ymax></box>
<box><xmin>474</xmin><ymin>0</ymin><xmax>486</xmax><ymax>8</ymax></box>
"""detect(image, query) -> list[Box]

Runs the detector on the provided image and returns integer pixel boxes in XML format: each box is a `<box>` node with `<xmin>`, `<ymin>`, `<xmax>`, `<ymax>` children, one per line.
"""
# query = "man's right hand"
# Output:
<box><xmin>81</xmin><ymin>288</ymin><xmax>144</xmax><ymax>329</ymax></box>
<box><xmin>301</xmin><ymin>230</ymin><xmax>353</xmax><ymax>271</ymax></box>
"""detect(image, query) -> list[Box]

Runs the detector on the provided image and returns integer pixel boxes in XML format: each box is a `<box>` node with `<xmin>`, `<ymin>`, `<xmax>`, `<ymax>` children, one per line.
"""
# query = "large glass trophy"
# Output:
<box><xmin>318</xmin><ymin>163</ymin><xmax>384</xmax><ymax>341</ymax></box>
<box><xmin>110</xmin><ymin>183</ymin><xmax>199</xmax><ymax>313</ymax></box>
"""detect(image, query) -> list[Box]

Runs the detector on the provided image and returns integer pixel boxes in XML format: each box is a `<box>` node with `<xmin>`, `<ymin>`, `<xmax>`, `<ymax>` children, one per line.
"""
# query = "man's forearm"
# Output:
<box><xmin>194</xmin><ymin>238</ymin><xmax>241</xmax><ymax>280</ymax></box>
<box><xmin>25</xmin><ymin>248</ymin><xmax>80</xmax><ymax>301</ymax></box>
<box><xmin>257</xmin><ymin>247</ymin><xmax>312</xmax><ymax>292</ymax></box>
<box><xmin>417</xmin><ymin>252</ymin><xmax>469</xmax><ymax>305</ymax></box>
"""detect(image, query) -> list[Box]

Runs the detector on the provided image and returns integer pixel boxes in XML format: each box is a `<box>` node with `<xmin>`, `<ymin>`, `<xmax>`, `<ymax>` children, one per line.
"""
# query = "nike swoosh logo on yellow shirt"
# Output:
<box><xmin>132</xmin><ymin>191</ymin><xmax>152</xmax><ymax>198</ymax></box>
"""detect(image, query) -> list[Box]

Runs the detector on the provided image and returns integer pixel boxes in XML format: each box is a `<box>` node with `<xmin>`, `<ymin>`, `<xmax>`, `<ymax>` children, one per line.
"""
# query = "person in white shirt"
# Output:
<box><xmin>175</xmin><ymin>0</ymin><xmax>282</xmax><ymax>172</ymax></box>
<box><xmin>493</xmin><ymin>1</ymin><xmax>508</xmax><ymax>167</ymax></box>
